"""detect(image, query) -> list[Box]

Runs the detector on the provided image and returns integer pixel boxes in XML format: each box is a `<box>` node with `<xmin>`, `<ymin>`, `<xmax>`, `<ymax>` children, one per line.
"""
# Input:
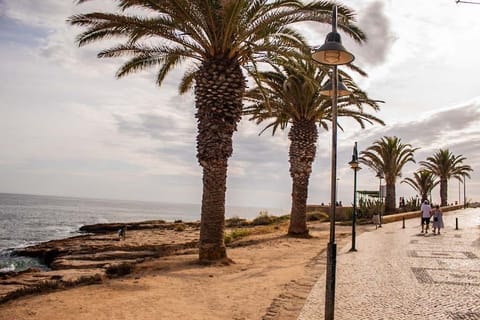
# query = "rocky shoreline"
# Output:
<box><xmin>0</xmin><ymin>220</ymin><xmax>201</xmax><ymax>303</ymax></box>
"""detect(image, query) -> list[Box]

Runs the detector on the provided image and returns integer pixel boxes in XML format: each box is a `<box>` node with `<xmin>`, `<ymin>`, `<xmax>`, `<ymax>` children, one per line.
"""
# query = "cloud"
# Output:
<box><xmin>354</xmin><ymin>1</ymin><xmax>396</xmax><ymax>66</ymax></box>
<box><xmin>1</xmin><ymin>0</ymin><xmax>117</xmax><ymax>29</ymax></box>
<box><xmin>370</xmin><ymin>101</ymin><xmax>480</xmax><ymax>150</ymax></box>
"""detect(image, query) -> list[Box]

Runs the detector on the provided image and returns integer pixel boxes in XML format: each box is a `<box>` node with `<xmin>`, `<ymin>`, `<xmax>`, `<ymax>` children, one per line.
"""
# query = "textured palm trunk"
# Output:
<box><xmin>385</xmin><ymin>179</ymin><xmax>396</xmax><ymax>213</ymax></box>
<box><xmin>287</xmin><ymin>119</ymin><xmax>318</xmax><ymax>236</ymax></box>
<box><xmin>440</xmin><ymin>178</ymin><xmax>448</xmax><ymax>207</ymax></box>
<box><xmin>195</xmin><ymin>58</ymin><xmax>245</xmax><ymax>262</ymax></box>
<box><xmin>421</xmin><ymin>192</ymin><xmax>428</xmax><ymax>203</ymax></box>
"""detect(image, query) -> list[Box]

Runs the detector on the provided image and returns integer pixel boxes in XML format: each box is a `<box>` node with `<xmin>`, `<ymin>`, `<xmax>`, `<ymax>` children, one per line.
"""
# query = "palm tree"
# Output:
<box><xmin>359</xmin><ymin>136</ymin><xmax>418</xmax><ymax>213</ymax></box>
<box><xmin>420</xmin><ymin>149</ymin><xmax>473</xmax><ymax>206</ymax></box>
<box><xmin>68</xmin><ymin>0</ymin><xmax>365</xmax><ymax>262</ymax></box>
<box><xmin>245</xmin><ymin>58</ymin><xmax>384</xmax><ymax>236</ymax></box>
<box><xmin>401</xmin><ymin>170</ymin><xmax>438</xmax><ymax>202</ymax></box>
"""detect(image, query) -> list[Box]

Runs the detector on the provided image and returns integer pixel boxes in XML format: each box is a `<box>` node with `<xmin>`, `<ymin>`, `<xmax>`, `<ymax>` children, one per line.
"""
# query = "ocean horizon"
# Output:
<box><xmin>0</xmin><ymin>192</ymin><xmax>287</xmax><ymax>273</ymax></box>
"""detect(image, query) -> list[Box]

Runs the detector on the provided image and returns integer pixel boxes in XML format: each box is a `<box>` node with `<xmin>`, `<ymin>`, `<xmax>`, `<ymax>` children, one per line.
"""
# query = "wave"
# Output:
<box><xmin>0</xmin><ymin>263</ymin><xmax>15</xmax><ymax>273</ymax></box>
<box><xmin>0</xmin><ymin>248</ymin><xmax>48</xmax><ymax>274</ymax></box>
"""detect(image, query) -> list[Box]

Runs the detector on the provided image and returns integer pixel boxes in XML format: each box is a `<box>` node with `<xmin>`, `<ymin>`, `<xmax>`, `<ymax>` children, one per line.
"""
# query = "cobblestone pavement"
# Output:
<box><xmin>298</xmin><ymin>208</ymin><xmax>480</xmax><ymax>320</ymax></box>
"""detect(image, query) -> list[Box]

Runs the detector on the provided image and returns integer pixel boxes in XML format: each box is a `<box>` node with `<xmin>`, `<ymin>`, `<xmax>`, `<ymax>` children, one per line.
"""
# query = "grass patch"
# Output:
<box><xmin>306</xmin><ymin>211</ymin><xmax>329</xmax><ymax>222</ymax></box>
<box><xmin>174</xmin><ymin>223</ymin><xmax>186</xmax><ymax>232</ymax></box>
<box><xmin>225</xmin><ymin>216</ymin><xmax>249</xmax><ymax>228</ymax></box>
<box><xmin>252</xmin><ymin>211</ymin><xmax>290</xmax><ymax>225</ymax></box>
<box><xmin>224</xmin><ymin>229</ymin><xmax>252</xmax><ymax>244</ymax></box>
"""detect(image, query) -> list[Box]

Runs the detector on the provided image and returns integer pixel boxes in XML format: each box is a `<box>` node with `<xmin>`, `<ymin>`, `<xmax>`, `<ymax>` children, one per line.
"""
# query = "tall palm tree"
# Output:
<box><xmin>420</xmin><ymin>149</ymin><xmax>473</xmax><ymax>206</ymax></box>
<box><xmin>245</xmin><ymin>58</ymin><xmax>384</xmax><ymax>236</ymax></box>
<box><xmin>401</xmin><ymin>170</ymin><xmax>438</xmax><ymax>202</ymax></box>
<box><xmin>68</xmin><ymin>0</ymin><xmax>365</xmax><ymax>262</ymax></box>
<box><xmin>359</xmin><ymin>136</ymin><xmax>418</xmax><ymax>213</ymax></box>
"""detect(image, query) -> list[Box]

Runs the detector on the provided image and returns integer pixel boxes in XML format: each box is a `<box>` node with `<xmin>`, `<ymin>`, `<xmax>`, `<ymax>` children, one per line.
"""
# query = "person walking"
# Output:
<box><xmin>420</xmin><ymin>200</ymin><xmax>432</xmax><ymax>234</ymax></box>
<box><xmin>432</xmin><ymin>205</ymin><xmax>444</xmax><ymax>235</ymax></box>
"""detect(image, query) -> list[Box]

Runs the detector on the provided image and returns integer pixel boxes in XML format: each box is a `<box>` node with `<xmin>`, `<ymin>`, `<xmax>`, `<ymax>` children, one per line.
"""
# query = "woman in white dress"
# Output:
<box><xmin>432</xmin><ymin>205</ymin><xmax>444</xmax><ymax>235</ymax></box>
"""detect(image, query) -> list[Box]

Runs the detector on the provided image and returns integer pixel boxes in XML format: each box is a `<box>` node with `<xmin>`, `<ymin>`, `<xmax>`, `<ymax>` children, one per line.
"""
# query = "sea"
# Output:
<box><xmin>0</xmin><ymin>193</ymin><xmax>286</xmax><ymax>273</ymax></box>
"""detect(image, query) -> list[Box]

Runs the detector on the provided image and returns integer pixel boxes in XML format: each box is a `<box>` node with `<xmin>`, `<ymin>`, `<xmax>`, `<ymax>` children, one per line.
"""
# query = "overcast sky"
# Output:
<box><xmin>0</xmin><ymin>0</ymin><xmax>479</xmax><ymax>213</ymax></box>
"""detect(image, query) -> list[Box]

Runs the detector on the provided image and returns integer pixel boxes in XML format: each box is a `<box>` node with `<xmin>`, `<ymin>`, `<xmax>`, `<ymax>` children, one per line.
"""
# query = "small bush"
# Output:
<box><xmin>357</xmin><ymin>198</ymin><xmax>384</xmax><ymax>218</ymax></box>
<box><xmin>306</xmin><ymin>211</ymin><xmax>329</xmax><ymax>221</ymax></box>
<box><xmin>252</xmin><ymin>211</ymin><xmax>275</xmax><ymax>226</ymax></box>
<box><xmin>275</xmin><ymin>214</ymin><xmax>290</xmax><ymax>222</ymax></box>
<box><xmin>226</xmin><ymin>216</ymin><xmax>249</xmax><ymax>228</ymax></box>
<box><xmin>343</xmin><ymin>207</ymin><xmax>354</xmax><ymax>220</ymax></box>
<box><xmin>174</xmin><ymin>223</ymin><xmax>186</xmax><ymax>232</ymax></box>
<box><xmin>224</xmin><ymin>229</ymin><xmax>251</xmax><ymax>244</ymax></box>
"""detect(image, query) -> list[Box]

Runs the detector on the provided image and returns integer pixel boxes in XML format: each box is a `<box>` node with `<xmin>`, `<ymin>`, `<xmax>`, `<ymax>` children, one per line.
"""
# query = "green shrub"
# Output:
<box><xmin>357</xmin><ymin>198</ymin><xmax>383</xmax><ymax>218</ymax></box>
<box><xmin>404</xmin><ymin>197</ymin><xmax>420</xmax><ymax>211</ymax></box>
<box><xmin>343</xmin><ymin>207</ymin><xmax>354</xmax><ymax>220</ymax></box>
<box><xmin>306</xmin><ymin>211</ymin><xmax>329</xmax><ymax>221</ymax></box>
<box><xmin>252</xmin><ymin>211</ymin><xmax>275</xmax><ymax>226</ymax></box>
<box><xmin>174</xmin><ymin>223</ymin><xmax>186</xmax><ymax>232</ymax></box>
<box><xmin>224</xmin><ymin>229</ymin><xmax>251</xmax><ymax>244</ymax></box>
<box><xmin>226</xmin><ymin>216</ymin><xmax>249</xmax><ymax>227</ymax></box>
<box><xmin>275</xmin><ymin>214</ymin><xmax>290</xmax><ymax>222</ymax></box>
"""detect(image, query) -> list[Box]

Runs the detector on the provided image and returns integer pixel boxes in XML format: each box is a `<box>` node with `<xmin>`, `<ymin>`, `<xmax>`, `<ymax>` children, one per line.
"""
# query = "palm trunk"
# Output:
<box><xmin>199</xmin><ymin>160</ymin><xmax>228</xmax><ymax>261</ymax></box>
<box><xmin>421</xmin><ymin>192</ymin><xmax>428</xmax><ymax>203</ymax></box>
<box><xmin>195</xmin><ymin>58</ymin><xmax>245</xmax><ymax>262</ymax></box>
<box><xmin>440</xmin><ymin>178</ymin><xmax>448</xmax><ymax>207</ymax></box>
<box><xmin>385</xmin><ymin>179</ymin><xmax>396</xmax><ymax>213</ymax></box>
<box><xmin>288</xmin><ymin>119</ymin><xmax>318</xmax><ymax>236</ymax></box>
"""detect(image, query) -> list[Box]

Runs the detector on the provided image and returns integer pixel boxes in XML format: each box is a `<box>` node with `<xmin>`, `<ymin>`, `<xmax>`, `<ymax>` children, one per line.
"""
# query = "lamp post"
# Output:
<box><xmin>463</xmin><ymin>175</ymin><xmax>467</xmax><ymax>208</ymax></box>
<box><xmin>348</xmin><ymin>142</ymin><xmax>361</xmax><ymax>252</ymax></box>
<box><xmin>312</xmin><ymin>5</ymin><xmax>354</xmax><ymax>320</ymax></box>
<box><xmin>458</xmin><ymin>179</ymin><xmax>461</xmax><ymax>205</ymax></box>
<box><xmin>336</xmin><ymin>178</ymin><xmax>340</xmax><ymax>206</ymax></box>
<box><xmin>376</xmin><ymin>170</ymin><xmax>384</xmax><ymax>227</ymax></box>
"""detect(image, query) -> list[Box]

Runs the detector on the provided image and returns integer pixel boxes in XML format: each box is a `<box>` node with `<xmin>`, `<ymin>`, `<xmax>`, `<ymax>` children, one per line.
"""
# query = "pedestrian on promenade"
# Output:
<box><xmin>420</xmin><ymin>200</ymin><xmax>432</xmax><ymax>234</ymax></box>
<box><xmin>432</xmin><ymin>205</ymin><xmax>444</xmax><ymax>235</ymax></box>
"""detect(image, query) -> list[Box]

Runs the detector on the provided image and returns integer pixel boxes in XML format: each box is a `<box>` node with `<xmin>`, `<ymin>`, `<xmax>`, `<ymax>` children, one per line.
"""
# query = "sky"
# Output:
<box><xmin>0</xmin><ymin>0</ymin><xmax>479</xmax><ymax>213</ymax></box>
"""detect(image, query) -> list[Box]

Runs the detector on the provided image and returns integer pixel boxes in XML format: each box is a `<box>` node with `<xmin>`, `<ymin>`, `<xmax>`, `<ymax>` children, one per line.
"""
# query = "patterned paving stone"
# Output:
<box><xmin>412</xmin><ymin>267</ymin><xmax>480</xmax><ymax>286</ymax></box>
<box><xmin>408</xmin><ymin>250</ymin><xmax>478</xmax><ymax>259</ymax></box>
<box><xmin>447</xmin><ymin>311</ymin><xmax>480</xmax><ymax>320</ymax></box>
<box><xmin>298</xmin><ymin>208</ymin><xmax>480</xmax><ymax>320</ymax></box>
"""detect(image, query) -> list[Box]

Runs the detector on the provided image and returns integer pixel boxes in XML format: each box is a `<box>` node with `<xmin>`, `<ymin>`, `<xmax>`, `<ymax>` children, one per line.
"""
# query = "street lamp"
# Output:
<box><xmin>320</xmin><ymin>76</ymin><xmax>350</xmax><ymax>97</ymax></box>
<box><xmin>348</xmin><ymin>142</ymin><xmax>361</xmax><ymax>252</ymax></box>
<box><xmin>312</xmin><ymin>5</ymin><xmax>355</xmax><ymax>320</ymax></box>
<box><xmin>463</xmin><ymin>175</ymin><xmax>467</xmax><ymax>209</ymax></box>
<box><xmin>376</xmin><ymin>170</ymin><xmax>384</xmax><ymax>227</ymax></box>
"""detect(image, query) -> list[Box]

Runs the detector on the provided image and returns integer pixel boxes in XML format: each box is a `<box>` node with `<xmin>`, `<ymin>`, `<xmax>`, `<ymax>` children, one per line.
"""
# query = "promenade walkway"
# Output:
<box><xmin>298</xmin><ymin>208</ymin><xmax>480</xmax><ymax>320</ymax></box>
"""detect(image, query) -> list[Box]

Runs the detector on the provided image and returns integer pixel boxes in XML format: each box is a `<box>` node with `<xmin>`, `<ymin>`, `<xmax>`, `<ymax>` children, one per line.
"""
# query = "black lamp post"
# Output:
<box><xmin>458</xmin><ymin>179</ymin><xmax>461</xmax><ymax>205</ymax></box>
<box><xmin>348</xmin><ymin>142</ymin><xmax>361</xmax><ymax>252</ymax></box>
<box><xmin>311</xmin><ymin>5</ymin><xmax>354</xmax><ymax>320</ymax></box>
<box><xmin>463</xmin><ymin>175</ymin><xmax>467</xmax><ymax>208</ymax></box>
<box><xmin>376</xmin><ymin>170</ymin><xmax>384</xmax><ymax>227</ymax></box>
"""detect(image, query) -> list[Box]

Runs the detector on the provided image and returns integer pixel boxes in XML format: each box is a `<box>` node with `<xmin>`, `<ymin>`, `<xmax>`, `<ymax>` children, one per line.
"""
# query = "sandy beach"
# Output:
<box><xmin>0</xmin><ymin>220</ymin><xmax>353</xmax><ymax>320</ymax></box>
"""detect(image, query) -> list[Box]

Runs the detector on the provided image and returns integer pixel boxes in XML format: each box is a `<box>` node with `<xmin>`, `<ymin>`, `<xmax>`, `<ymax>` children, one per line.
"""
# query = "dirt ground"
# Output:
<box><xmin>0</xmin><ymin>221</ymin><xmax>353</xmax><ymax>320</ymax></box>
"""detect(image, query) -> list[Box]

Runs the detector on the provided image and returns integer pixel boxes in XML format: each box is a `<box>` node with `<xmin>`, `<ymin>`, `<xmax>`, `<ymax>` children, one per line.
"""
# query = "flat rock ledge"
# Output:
<box><xmin>0</xmin><ymin>221</ymin><xmax>200</xmax><ymax>304</ymax></box>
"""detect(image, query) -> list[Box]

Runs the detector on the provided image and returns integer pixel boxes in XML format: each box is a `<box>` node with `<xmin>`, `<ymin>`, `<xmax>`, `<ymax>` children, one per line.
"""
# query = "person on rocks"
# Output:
<box><xmin>118</xmin><ymin>225</ymin><xmax>126</xmax><ymax>240</ymax></box>
<box><xmin>432</xmin><ymin>205</ymin><xmax>444</xmax><ymax>235</ymax></box>
<box><xmin>420</xmin><ymin>200</ymin><xmax>432</xmax><ymax>234</ymax></box>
